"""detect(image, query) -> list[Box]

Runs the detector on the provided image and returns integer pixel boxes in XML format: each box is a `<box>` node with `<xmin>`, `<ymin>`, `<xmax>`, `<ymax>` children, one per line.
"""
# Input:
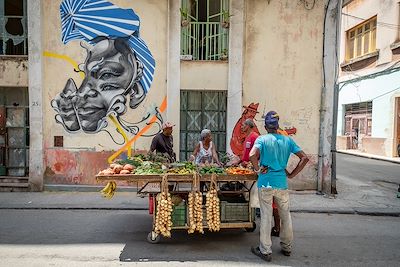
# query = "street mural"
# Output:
<box><xmin>229</xmin><ymin>103</ymin><xmax>298</xmax><ymax>158</ymax></box>
<box><xmin>50</xmin><ymin>0</ymin><xmax>160</xmax><ymax>140</ymax></box>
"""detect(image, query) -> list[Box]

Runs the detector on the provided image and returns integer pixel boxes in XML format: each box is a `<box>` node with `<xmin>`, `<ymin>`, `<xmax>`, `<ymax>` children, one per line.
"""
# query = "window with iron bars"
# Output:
<box><xmin>180</xmin><ymin>0</ymin><xmax>229</xmax><ymax>61</ymax></box>
<box><xmin>0</xmin><ymin>0</ymin><xmax>28</xmax><ymax>56</ymax></box>
<box><xmin>344</xmin><ymin>101</ymin><xmax>372</xmax><ymax>136</ymax></box>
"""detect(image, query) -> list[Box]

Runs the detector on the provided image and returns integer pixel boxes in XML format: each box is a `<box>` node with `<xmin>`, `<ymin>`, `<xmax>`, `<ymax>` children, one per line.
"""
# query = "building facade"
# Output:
<box><xmin>337</xmin><ymin>0</ymin><xmax>400</xmax><ymax>158</ymax></box>
<box><xmin>0</xmin><ymin>0</ymin><xmax>340</xmax><ymax>193</ymax></box>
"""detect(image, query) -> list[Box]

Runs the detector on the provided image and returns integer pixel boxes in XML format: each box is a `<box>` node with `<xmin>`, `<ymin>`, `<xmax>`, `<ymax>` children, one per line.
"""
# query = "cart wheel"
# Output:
<box><xmin>147</xmin><ymin>231</ymin><xmax>161</xmax><ymax>244</ymax></box>
<box><xmin>245</xmin><ymin>222</ymin><xmax>256</xmax><ymax>232</ymax></box>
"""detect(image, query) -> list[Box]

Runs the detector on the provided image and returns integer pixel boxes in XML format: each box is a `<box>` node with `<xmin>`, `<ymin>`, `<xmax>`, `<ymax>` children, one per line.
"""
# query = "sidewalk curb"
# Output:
<box><xmin>1</xmin><ymin>206</ymin><xmax>399</xmax><ymax>217</ymax></box>
<box><xmin>336</xmin><ymin>150</ymin><xmax>400</xmax><ymax>164</ymax></box>
<box><xmin>0</xmin><ymin>207</ymin><xmax>147</xmax><ymax>210</ymax></box>
<box><xmin>44</xmin><ymin>184</ymin><xmax>138</xmax><ymax>192</ymax></box>
<box><xmin>291</xmin><ymin>209</ymin><xmax>400</xmax><ymax>217</ymax></box>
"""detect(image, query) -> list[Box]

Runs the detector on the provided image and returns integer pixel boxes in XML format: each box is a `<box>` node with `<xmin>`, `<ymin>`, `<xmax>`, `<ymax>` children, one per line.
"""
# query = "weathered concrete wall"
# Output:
<box><xmin>242</xmin><ymin>0</ymin><xmax>326</xmax><ymax>190</ymax></box>
<box><xmin>361</xmin><ymin>137</ymin><xmax>386</xmax><ymax>155</ymax></box>
<box><xmin>42</xmin><ymin>0</ymin><xmax>168</xmax><ymax>185</ymax></box>
<box><xmin>337</xmin><ymin>135</ymin><xmax>350</xmax><ymax>150</ymax></box>
<box><xmin>0</xmin><ymin>57</ymin><xmax>28</xmax><ymax>87</ymax></box>
<box><xmin>181</xmin><ymin>61</ymin><xmax>228</xmax><ymax>90</ymax></box>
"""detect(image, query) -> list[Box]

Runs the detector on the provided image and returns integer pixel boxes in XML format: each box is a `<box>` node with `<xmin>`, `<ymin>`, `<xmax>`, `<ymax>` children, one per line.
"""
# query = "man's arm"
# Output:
<box><xmin>249</xmin><ymin>146</ymin><xmax>260</xmax><ymax>171</ymax></box>
<box><xmin>149</xmin><ymin>135</ymin><xmax>158</xmax><ymax>153</ymax></box>
<box><xmin>287</xmin><ymin>151</ymin><xmax>309</xmax><ymax>179</ymax></box>
<box><xmin>249</xmin><ymin>146</ymin><xmax>267</xmax><ymax>174</ymax></box>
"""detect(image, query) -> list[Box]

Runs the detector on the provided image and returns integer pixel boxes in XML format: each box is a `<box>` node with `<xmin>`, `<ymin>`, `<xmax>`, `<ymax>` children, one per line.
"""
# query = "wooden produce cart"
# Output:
<box><xmin>96</xmin><ymin>173</ymin><xmax>258</xmax><ymax>243</ymax></box>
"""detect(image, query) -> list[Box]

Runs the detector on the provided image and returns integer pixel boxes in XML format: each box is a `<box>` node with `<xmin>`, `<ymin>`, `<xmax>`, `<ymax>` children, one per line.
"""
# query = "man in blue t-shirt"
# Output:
<box><xmin>249</xmin><ymin>111</ymin><xmax>309</xmax><ymax>262</ymax></box>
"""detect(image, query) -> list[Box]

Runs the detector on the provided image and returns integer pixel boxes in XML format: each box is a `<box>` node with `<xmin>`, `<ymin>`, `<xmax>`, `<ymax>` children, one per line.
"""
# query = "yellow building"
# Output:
<box><xmin>0</xmin><ymin>0</ymin><xmax>340</xmax><ymax>193</ymax></box>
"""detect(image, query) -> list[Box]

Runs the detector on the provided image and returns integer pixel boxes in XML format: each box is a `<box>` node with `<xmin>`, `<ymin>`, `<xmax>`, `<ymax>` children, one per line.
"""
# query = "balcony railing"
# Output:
<box><xmin>0</xmin><ymin>15</ymin><xmax>28</xmax><ymax>55</ymax></box>
<box><xmin>181</xmin><ymin>22</ymin><xmax>229</xmax><ymax>61</ymax></box>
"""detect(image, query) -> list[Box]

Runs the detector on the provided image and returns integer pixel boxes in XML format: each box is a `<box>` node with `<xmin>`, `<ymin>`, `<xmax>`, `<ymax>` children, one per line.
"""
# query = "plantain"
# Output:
<box><xmin>100</xmin><ymin>182</ymin><xmax>112</xmax><ymax>194</ymax></box>
<box><xmin>100</xmin><ymin>181</ymin><xmax>117</xmax><ymax>198</ymax></box>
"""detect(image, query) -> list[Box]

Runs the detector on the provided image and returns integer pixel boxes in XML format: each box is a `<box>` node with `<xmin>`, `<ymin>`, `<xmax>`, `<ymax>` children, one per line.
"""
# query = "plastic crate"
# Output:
<box><xmin>220</xmin><ymin>201</ymin><xmax>250</xmax><ymax>222</ymax></box>
<box><xmin>172</xmin><ymin>204</ymin><xmax>186</xmax><ymax>226</ymax></box>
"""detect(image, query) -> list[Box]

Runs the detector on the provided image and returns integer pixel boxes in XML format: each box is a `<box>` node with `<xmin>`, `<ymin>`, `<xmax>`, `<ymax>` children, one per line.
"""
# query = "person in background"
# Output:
<box><xmin>190</xmin><ymin>129</ymin><xmax>221</xmax><ymax>165</ymax></box>
<box><xmin>240</xmin><ymin>119</ymin><xmax>259</xmax><ymax>166</ymax></box>
<box><xmin>249</xmin><ymin>111</ymin><xmax>308</xmax><ymax>262</ymax></box>
<box><xmin>150</xmin><ymin>122</ymin><xmax>176</xmax><ymax>162</ymax></box>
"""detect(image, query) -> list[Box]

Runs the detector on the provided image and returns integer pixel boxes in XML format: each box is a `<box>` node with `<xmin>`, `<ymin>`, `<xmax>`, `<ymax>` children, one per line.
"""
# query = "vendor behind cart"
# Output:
<box><xmin>150</xmin><ymin>122</ymin><xmax>176</xmax><ymax>162</ymax></box>
<box><xmin>190</xmin><ymin>129</ymin><xmax>221</xmax><ymax>165</ymax></box>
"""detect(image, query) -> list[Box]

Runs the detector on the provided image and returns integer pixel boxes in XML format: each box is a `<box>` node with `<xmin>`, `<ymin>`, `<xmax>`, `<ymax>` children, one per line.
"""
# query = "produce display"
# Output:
<box><xmin>199</xmin><ymin>166</ymin><xmax>226</xmax><ymax>175</ymax></box>
<box><xmin>225</xmin><ymin>166</ymin><xmax>255</xmax><ymax>175</ymax></box>
<box><xmin>134</xmin><ymin>161</ymin><xmax>163</xmax><ymax>175</ymax></box>
<box><xmin>97</xmin><ymin>152</ymin><xmax>255</xmax><ymax>177</ymax></box>
<box><xmin>166</xmin><ymin>162</ymin><xmax>196</xmax><ymax>174</ymax></box>
<box><xmin>97</xmin><ymin>163</ymin><xmax>134</xmax><ymax>175</ymax></box>
<box><xmin>206</xmin><ymin>175</ymin><xmax>220</xmax><ymax>231</ymax></box>
<box><xmin>154</xmin><ymin>175</ymin><xmax>173</xmax><ymax>238</ymax></box>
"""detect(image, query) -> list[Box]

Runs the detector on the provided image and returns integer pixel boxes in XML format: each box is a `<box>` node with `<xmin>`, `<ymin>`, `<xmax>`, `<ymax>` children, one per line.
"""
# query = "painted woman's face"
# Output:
<box><xmin>52</xmin><ymin>39</ymin><xmax>141</xmax><ymax>133</ymax></box>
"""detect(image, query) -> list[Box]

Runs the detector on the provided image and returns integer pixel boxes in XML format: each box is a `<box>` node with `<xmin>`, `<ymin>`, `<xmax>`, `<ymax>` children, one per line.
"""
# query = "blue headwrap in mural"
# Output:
<box><xmin>60</xmin><ymin>0</ymin><xmax>155</xmax><ymax>92</ymax></box>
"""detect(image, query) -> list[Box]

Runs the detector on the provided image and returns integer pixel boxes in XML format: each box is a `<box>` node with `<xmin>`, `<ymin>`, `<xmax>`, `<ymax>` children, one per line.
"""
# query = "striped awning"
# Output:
<box><xmin>60</xmin><ymin>0</ymin><xmax>155</xmax><ymax>93</ymax></box>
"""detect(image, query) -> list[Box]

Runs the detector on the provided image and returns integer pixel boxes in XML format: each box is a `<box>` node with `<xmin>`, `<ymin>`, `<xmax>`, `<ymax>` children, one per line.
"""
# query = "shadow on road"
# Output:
<box><xmin>119</xmin><ymin>229</ymin><xmax>262</xmax><ymax>263</ymax></box>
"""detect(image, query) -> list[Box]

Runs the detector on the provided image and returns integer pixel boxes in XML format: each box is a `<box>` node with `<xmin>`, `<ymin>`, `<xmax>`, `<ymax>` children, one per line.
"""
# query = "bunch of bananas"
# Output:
<box><xmin>100</xmin><ymin>181</ymin><xmax>117</xmax><ymax>198</ymax></box>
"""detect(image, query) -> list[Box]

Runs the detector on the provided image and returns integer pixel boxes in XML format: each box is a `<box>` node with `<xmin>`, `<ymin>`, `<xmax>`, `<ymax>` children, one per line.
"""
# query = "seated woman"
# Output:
<box><xmin>190</xmin><ymin>129</ymin><xmax>221</xmax><ymax>166</ymax></box>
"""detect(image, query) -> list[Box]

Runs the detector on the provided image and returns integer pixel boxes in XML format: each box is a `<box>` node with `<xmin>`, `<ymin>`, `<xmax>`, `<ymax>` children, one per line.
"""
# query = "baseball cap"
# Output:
<box><xmin>162</xmin><ymin>122</ymin><xmax>175</xmax><ymax>129</ymax></box>
<box><xmin>264</xmin><ymin>111</ymin><xmax>279</xmax><ymax>130</ymax></box>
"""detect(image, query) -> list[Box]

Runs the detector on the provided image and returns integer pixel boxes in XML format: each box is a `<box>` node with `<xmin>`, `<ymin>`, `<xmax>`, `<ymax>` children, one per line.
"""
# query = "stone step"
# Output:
<box><xmin>0</xmin><ymin>182</ymin><xmax>29</xmax><ymax>192</ymax></box>
<box><xmin>0</xmin><ymin>176</ymin><xmax>29</xmax><ymax>180</ymax></box>
<box><xmin>0</xmin><ymin>179</ymin><xmax>28</xmax><ymax>183</ymax></box>
<box><xmin>0</xmin><ymin>187</ymin><xmax>29</xmax><ymax>192</ymax></box>
<box><xmin>0</xmin><ymin>182</ymin><xmax>29</xmax><ymax>187</ymax></box>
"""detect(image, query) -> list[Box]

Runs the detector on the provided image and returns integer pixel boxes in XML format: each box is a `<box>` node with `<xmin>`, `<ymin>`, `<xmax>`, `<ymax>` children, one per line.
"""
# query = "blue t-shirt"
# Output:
<box><xmin>253</xmin><ymin>133</ymin><xmax>301</xmax><ymax>189</ymax></box>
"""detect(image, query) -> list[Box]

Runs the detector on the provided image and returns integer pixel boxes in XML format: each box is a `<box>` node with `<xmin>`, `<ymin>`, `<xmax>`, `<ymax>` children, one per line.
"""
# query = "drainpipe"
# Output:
<box><xmin>331</xmin><ymin>0</ymin><xmax>343</xmax><ymax>195</ymax></box>
<box><xmin>317</xmin><ymin>0</ymin><xmax>341</xmax><ymax>194</ymax></box>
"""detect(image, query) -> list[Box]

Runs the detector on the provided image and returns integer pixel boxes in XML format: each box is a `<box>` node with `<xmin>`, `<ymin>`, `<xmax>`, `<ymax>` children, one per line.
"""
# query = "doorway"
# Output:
<box><xmin>0</xmin><ymin>87</ymin><xmax>29</xmax><ymax>176</ymax></box>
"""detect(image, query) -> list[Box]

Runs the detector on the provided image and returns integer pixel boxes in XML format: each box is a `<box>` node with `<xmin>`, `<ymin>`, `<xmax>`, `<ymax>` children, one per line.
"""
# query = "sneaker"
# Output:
<box><xmin>281</xmin><ymin>249</ymin><xmax>291</xmax><ymax>256</ymax></box>
<box><xmin>251</xmin><ymin>246</ymin><xmax>272</xmax><ymax>262</ymax></box>
<box><xmin>271</xmin><ymin>227</ymin><xmax>280</xmax><ymax>237</ymax></box>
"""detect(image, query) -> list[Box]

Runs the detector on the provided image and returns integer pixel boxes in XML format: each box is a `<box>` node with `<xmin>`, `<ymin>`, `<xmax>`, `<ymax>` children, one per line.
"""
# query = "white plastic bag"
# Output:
<box><xmin>249</xmin><ymin>183</ymin><xmax>260</xmax><ymax>208</ymax></box>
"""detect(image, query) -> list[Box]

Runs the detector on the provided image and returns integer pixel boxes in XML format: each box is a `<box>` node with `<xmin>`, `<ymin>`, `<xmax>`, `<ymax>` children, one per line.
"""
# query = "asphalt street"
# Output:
<box><xmin>336</xmin><ymin>153</ymin><xmax>400</xmax><ymax>185</ymax></box>
<box><xmin>0</xmin><ymin>209</ymin><xmax>399</xmax><ymax>266</ymax></box>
